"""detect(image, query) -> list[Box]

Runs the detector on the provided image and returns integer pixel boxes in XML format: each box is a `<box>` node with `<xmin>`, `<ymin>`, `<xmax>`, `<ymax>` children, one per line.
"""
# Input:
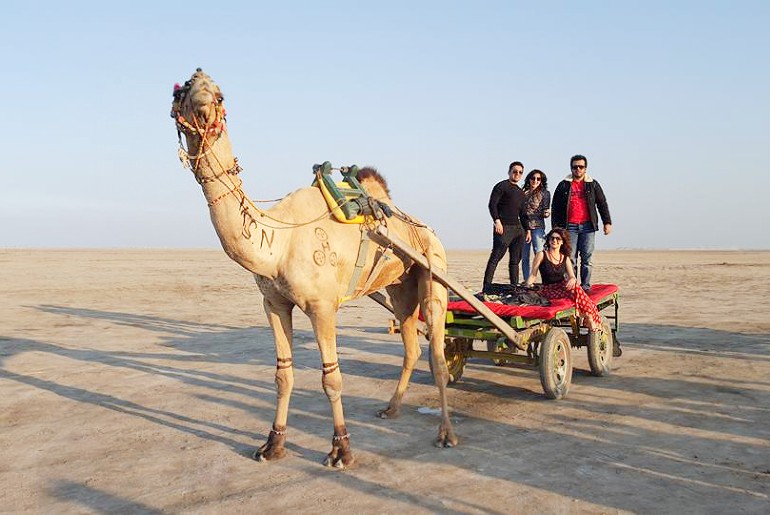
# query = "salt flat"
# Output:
<box><xmin>1</xmin><ymin>249</ymin><xmax>768</xmax><ymax>513</ymax></box>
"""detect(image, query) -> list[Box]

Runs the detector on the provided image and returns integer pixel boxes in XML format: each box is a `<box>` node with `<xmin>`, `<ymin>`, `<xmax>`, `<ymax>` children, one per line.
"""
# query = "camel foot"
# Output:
<box><xmin>323</xmin><ymin>429</ymin><xmax>355</xmax><ymax>470</ymax></box>
<box><xmin>434</xmin><ymin>425</ymin><xmax>459</xmax><ymax>448</ymax></box>
<box><xmin>377</xmin><ymin>406</ymin><xmax>400</xmax><ymax>419</ymax></box>
<box><xmin>253</xmin><ymin>446</ymin><xmax>286</xmax><ymax>462</ymax></box>
<box><xmin>252</xmin><ymin>427</ymin><xmax>287</xmax><ymax>462</ymax></box>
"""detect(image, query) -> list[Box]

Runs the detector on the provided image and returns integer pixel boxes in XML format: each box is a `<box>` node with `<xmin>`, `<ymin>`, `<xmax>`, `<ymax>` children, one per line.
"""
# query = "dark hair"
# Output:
<box><xmin>508</xmin><ymin>161</ymin><xmax>524</xmax><ymax>173</ymax></box>
<box><xmin>570</xmin><ymin>154</ymin><xmax>588</xmax><ymax>168</ymax></box>
<box><xmin>545</xmin><ymin>228</ymin><xmax>571</xmax><ymax>257</ymax></box>
<box><xmin>523</xmin><ymin>169</ymin><xmax>548</xmax><ymax>193</ymax></box>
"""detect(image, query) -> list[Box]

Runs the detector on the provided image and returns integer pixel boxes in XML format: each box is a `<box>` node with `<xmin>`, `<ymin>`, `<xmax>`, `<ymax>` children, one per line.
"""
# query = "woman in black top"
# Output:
<box><xmin>524</xmin><ymin>228</ymin><xmax>602</xmax><ymax>331</ymax></box>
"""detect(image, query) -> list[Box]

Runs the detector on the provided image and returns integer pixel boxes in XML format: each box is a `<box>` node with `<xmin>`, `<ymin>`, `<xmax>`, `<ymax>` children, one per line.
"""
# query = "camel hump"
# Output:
<box><xmin>357</xmin><ymin>167</ymin><xmax>390</xmax><ymax>200</ymax></box>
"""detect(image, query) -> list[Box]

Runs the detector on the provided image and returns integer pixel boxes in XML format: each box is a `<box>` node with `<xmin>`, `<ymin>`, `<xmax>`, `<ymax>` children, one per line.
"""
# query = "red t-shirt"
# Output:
<box><xmin>567</xmin><ymin>180</ymin><xmax>590</xmax><ymax>224</ymax></box>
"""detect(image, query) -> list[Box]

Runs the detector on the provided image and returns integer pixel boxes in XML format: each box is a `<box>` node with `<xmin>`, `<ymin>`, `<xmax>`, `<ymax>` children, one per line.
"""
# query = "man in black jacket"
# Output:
<box><xmin>551</xmin><ymin>154</ymin><xmax>612</xmax><ymax>292</ymax></box>
<box><xmin>482</xmin><ymin>161</ymin><xmax>531</xmax><ymax>292</ymax></box>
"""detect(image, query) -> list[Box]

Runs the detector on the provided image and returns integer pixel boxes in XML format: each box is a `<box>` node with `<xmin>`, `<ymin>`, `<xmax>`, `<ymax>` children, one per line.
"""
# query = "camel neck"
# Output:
<box><xmin>185</xmin><ymin>132</ymin><xmax>280</xmax><ymax>278</ymax></box>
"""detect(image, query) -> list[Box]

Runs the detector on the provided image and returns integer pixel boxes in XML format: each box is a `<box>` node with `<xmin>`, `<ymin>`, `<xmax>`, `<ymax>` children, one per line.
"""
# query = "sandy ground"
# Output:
<box><xmin>1</xmin><ymin>249</ymin><xmax>769</xmax><ymax>514</ymax></box>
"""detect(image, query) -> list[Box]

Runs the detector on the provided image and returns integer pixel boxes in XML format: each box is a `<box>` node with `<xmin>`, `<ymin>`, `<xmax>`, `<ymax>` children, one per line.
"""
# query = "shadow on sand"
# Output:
<box><xmin>3</xmin><ymin>306</ymin><xmax>769</xmax><ymax>512</ymax></box>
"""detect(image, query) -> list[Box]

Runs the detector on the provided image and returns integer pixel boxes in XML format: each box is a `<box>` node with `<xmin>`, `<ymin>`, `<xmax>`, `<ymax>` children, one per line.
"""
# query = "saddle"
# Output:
<box><xmin>312</xmin><ymin>161</ymin><xmax>391</xmax><ymax>224</ymax></box>
<box><xmin>311</xmin><ymin>162</ymin><xmax>396</xmax><ymax>303</ymax></box>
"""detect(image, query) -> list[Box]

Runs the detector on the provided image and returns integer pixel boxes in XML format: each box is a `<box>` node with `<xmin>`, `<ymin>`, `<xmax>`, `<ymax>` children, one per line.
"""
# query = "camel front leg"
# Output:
<box><xmin>254</xmin><ymin>296</ymin><xmax>294</xmax><ymax>462</ymax></box>
<box><xmin>420</xmin><ymin>274</ymin><xmax>457</xmax><ymax>448</ymax></box>
<box><xmin>309</xmin><ymin>305</ymin><xmax>354</xmax><ymax>469</ymax></box>
<box><xmin>377</xmin><ymin>281</ymin><xmax>420</xmax><ymax>419</ymax></box>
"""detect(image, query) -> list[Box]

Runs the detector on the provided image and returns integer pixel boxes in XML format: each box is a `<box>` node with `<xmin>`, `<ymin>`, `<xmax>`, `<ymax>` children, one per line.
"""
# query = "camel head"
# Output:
<box><xmin>171</xmin><ymin>68</ymin><xmax>227</xmax><ymax>141</ymax></box>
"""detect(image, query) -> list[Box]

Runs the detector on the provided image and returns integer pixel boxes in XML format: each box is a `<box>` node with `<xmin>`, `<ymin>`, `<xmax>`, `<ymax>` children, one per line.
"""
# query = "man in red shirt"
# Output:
<box><xmin>551</xmin><ymin>155</ymin><xmax>612</xmax><ymax>291</ymax></box>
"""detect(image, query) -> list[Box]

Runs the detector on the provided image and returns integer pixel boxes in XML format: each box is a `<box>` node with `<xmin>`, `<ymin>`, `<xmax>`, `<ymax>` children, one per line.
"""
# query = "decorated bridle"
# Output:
<box><xmin>171</xmin><ymin>69</ymin><xmax>227</xmax><ymax>142</ymax></box>
<box><xmin>170</xmin><ymin>70</ymin><xmax>242</xmax><ymax>190</ymax></box>
<box><xmin>169</xmin><ymin>71</ymin><xmax>429</xmax><ymax>237</ymax></box>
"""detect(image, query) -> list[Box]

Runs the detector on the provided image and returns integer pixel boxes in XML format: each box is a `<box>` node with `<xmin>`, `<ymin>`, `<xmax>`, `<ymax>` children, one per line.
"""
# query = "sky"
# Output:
<box><xmin>1</xmin><ymin>1</ymin><xmax>768</xmax><ymax>250</ymax></box>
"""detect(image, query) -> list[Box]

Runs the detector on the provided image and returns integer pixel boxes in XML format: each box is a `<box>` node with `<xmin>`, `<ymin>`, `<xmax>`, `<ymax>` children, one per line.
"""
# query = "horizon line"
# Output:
<box><xmin>1</xmin><ymin>246</ymin><xmax>769</xmax><ymax>252</ymax></box>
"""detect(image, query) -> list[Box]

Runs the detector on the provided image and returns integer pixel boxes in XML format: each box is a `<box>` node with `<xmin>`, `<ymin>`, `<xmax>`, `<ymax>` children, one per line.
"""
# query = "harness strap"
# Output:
<box><xmin>356</xmin><ymin>246</ymin><xmax>394</xmax><ymax>297</ymax></box>
<box><xmin>196</xmin><ymin>158</ymin><xmax>242</xmax><ymax>184</ymax></box>
<box><xmin>341</xmin><ymin>228</ymin><xmax>372</xmax><ymax>302</ymax></box>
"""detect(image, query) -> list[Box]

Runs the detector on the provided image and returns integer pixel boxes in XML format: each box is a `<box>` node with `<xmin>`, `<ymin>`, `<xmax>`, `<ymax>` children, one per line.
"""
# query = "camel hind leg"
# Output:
<box><xmin>377</xmin><ymin>278</ymin><xmax>421</xmax><ymax>419</ymax></box>
<box><xmin>417</xmin><ymin>269</ymin><xmax>457</xmax><ymax>447</ymax></box>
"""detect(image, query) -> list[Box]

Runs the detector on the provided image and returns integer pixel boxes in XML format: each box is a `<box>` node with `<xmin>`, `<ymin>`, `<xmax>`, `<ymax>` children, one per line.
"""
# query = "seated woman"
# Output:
<box><xmin>524</xmin><ymin>228</ymin><xmax>602</xmax><ymax>334</ymax></box>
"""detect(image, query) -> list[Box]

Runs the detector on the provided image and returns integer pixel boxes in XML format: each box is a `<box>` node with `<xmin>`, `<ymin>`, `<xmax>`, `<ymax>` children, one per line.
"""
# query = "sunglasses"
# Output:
<box><xmin>511</xmin><ymin>170</ymin><xmax>523</xmax><ymax>175</ymax></box>
<box><xmin>571</xmin><ymin>165</ymin><xmax>586</xmax><ymax>170</ymax></box>
<box><xmin>550</xmin><ymin>236</ymin><xmax>563</xmax><ymax>242</ymax></box>
<box><xmin>530</xmin><ymin>176</ymin><xmax>542</xmax><ymax>182</ymax></box>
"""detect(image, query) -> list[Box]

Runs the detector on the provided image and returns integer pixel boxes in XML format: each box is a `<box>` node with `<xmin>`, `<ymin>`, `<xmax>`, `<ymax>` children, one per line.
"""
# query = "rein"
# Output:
<box><xmin>171</xmin><ymin>76</ymin><xmax>439</xmax><ymax>310</ymax></box>
<box><xmin>170</xmin><ymin>80</ymin><xmax>434</xmax><ymax>236</ymax></box>
<box><xmin>171</xmin><ymin>92</ymin><xmax>332</xmax><ymax>227</ymax></box>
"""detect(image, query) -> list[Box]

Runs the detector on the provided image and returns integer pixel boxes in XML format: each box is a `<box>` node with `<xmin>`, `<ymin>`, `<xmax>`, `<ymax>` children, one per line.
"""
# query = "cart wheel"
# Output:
<box><xmin>587</xmin><ymin>317</ymin><xmax>613</xmax><ymax>376</ymax></box>
<box><xmin>612</xmin><ymin>331</ymin><xmax>622</xmax><ymax>357</ymax></box>
<box><xmin>539</xmin><ymin>328</ymin><xmax>572</xmax><ymax>400</ymax></box>
<box><xmin>430</xmin><ymin>337</ymin><xmax>469</xmax><ymax>384</ymax></box>
<box><xmin>486</xmin><ymin>339</ymin><xmax>512</xmax><ymax>366</ymax></box>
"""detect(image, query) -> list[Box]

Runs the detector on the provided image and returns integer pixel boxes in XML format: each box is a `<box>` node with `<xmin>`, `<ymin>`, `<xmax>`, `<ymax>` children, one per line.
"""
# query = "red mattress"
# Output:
<box><xmin>447</xmin><ymin>283</ymin><xmax>619</xmax><ymax>320</ymax></box>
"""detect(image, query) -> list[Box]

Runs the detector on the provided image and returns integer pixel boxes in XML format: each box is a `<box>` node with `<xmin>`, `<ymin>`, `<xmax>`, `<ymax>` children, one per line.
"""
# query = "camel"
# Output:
<box><xmin>170</xmin><ymin>69</ymin><xmax>456</xmax><ymax>468</ymax></box>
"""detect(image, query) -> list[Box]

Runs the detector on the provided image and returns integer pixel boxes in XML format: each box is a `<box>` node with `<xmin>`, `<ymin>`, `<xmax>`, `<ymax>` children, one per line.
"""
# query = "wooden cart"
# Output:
<box><xmin>369</xmin><ymin>226</ymin><xmax>620</xmax><ymax>400</ymax></box>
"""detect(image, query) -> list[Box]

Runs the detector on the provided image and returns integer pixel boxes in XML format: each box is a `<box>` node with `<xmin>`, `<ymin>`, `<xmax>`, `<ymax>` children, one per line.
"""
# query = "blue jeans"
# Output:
<box><xmin>567</xmin><ymin>222</ymin><xmax>596</xmax><ymax>288</ymax></box>
<box><xmin>521</xmin><ymin>227</ymin><xmax>545</xmax><ymax>281</ymax></box>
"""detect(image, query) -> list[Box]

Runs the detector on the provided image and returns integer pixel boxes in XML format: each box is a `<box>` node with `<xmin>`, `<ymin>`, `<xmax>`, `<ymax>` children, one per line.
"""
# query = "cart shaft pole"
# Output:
<box><xmin>368</xmin><ymin>291</ymin><xmax>394</xmax><ymax>313</ymax></box>
<box><xmin>372</xmin><ymin>225</ymin><xmax>523</xmax><ymax>345</ymax></box>
<box><xmin>369</xmin><ymin>290</ymin><xmax>428</xmax><ymax>337</ymax></box>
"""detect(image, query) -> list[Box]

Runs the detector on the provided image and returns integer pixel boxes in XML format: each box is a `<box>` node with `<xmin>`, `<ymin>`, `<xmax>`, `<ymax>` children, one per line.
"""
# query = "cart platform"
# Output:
<box><xmin>439</xmin><ymin>283</ymin><xmax>621</xmax><ymax>398</ymax></box>
<box><xmin>447</xmin><ymin>284</ymin><xmax>618</xmax><ymax>327</ymax></box>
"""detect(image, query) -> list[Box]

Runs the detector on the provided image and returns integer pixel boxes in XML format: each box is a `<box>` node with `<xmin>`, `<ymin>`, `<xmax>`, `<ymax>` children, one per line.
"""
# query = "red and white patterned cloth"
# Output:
<box><xmin>539</xmin><ymin>283</ymin><xmax>602</xmax><ymax>327</ymax></box>
<box><xmin>447</xmin><ymin>283</ymin><xmax>618</xmax><ymax>323</ymax></box>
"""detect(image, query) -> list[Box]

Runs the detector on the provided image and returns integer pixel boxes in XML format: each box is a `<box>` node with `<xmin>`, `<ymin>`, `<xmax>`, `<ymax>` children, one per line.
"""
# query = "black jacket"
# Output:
<box><xmin>551</xmin><ymin>175</ymin><xmax>611</xmax><ymax>231</ymax></box>
<box><xmin>488</xmin><ymin>180</ymin><xmax>528</xmax><ymax>228</ymax></box>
